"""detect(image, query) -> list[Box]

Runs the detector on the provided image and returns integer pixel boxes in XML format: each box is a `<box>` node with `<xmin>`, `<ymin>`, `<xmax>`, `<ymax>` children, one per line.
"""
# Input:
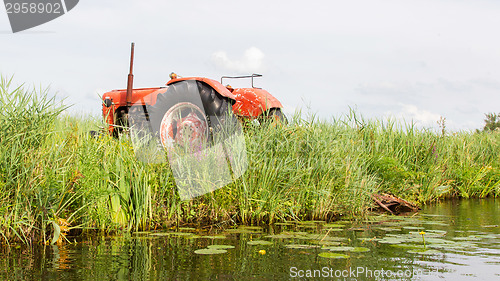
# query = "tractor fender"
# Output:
<box><xmin>102</xmin><ymin>87</ymin><xmax>167</xmax><ymax>134</ymax></box>
<box><xmin>167</xmin><ymin>77</ymin><xmax>237</xmax><ymax>101</ymax></box>
<box><xmin>231</xmin><ymin>88</ymin><xmax>283</xmax><ymax>117</ymax></box>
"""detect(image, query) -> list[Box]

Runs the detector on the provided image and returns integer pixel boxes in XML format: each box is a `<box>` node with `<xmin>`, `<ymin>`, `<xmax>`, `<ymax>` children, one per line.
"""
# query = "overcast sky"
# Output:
<box><xmin>1</xmin><ymin>0</ymin><xmax>500</xmax><ymax>131</ymax></box>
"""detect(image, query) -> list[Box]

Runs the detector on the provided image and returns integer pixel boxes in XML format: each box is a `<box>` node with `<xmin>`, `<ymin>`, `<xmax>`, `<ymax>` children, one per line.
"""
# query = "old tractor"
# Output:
<box><xmin>100</xmin><ymin>43</ymin><xmax>287</xmax><ymax>199</ymax></box>
<box><xmin>101</xmin><ymin>43</ymin><xmax>286</xmax><ymax>145</ymax></box>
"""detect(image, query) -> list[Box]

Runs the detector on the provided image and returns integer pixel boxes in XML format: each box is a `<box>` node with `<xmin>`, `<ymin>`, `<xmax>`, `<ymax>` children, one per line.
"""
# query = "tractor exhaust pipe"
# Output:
<box><xmin>126</xmin><ymin>42</ymin><xmax>135</xmax><ymax>108</ymax></box>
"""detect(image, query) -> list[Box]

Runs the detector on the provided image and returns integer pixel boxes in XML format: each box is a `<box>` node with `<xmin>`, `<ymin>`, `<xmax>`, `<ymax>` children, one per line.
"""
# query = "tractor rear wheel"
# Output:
<box><xmin>149</xmin><ymin>81</ymin><xmax>233</xmax><ymax>150</ymax></box>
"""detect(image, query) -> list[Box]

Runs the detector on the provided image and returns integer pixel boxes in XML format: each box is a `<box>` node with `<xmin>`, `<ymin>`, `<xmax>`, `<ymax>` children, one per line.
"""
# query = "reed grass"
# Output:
<box><xmin>1</xmin><ymin>76</ymin><xmax>499</xmax><ymax>243</ymax></box>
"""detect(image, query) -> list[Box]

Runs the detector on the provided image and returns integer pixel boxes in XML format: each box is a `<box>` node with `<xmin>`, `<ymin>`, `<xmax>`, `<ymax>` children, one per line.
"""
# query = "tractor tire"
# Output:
<box><xmin>148</xmin><ymin>80</ymin><xmax>234</xmax><ymax>149</ymax></box>
<box><xmin>262</xmin><ymin>108</ymin><xmax>288</xmax><ymax>124</ymax></box>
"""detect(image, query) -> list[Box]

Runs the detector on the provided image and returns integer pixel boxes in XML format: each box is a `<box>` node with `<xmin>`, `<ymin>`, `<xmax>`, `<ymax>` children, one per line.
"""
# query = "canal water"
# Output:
<box><xmin>0</xmin><ymin>198</ymin><xmax>499</xmax><ymax>280</ymax></box>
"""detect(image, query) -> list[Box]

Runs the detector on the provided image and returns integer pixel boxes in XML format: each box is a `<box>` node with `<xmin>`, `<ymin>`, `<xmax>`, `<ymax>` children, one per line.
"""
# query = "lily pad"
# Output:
<box><xmin>274</xmin><ymin>222</ymin><xmax>295</xmax><ymax>226</ymax></box>
<box><xmin>224</xmin><ymin>226</ymin><xmax>263</xmax><ymax>233</ymax></box>
<box><xmin>285</xmin><ymin>244</ymin><xmax>320</xmax><ymax>249</ymax></box>
<box><xmin>247</xmin><ymin>240</ymin><xmax>274</xmax><ymax>246</ymax></box>
<box><xmin>224</xmin><ymin>229</ymin><xmax>255</xmax><ymax>234</ymax></box>
<box><xmin>390</xmin><ymin>244</ymin><xmax>426</xmax><ymax>250</ymax></box>
<box><xmin>168</xmin><ymin>232</ymin><xmax>195</xmax><ymax>237</ymax></box>
<box><xmin>194</xmin><ymin>248</ymin><xmax>227</xmax><ymax>255</ymax></box>
<box><xmin>407</xmin><ymin>249</ymin><xmax>441</xmax><ymax>255</ymax></box>
<box><xmin>452</xmin><ymin>236</ymin><xmax>482</xmax><ymax>241</ymax></box>
<box><xmin>318</xmin><ymin>252</ymin><xmax>349</xmax><ymax>259</ymax></box>
<box><xmin>207</xmin><ymin>245</ymin><xmax>235</xmax><ymax>249</ymax></box>
<box><xmin>403</xmin><ymin>226</ymin><xmax>424</xmax><ymax>230</ymax></box>
<box><xmin>178</xmin><ymin>227</ymin><xmax>197</xmax><ymax>231</ymax></box>
<box><xmin>324</xmin><ymin>246</ymin><xmax>355</xmax><ymax>251</ymax></box>
<box><xmin>422</xmin><ymin>221</ymin><xmax>449</xmax><ymax>226</ymax></box>
<box><xmin>265</xmin><ymin>233</ymin><xmax>298</xmax><ymax>239</ymax></box>
<box><xmin>298</xmin><ymin>220</ymin><xmax>325</xmax><ymax>224</ymax></box>
<box><xmin>314</xmin><ymin>241</ymin><xmax>342</xmax><ymax>246</ymax></box>
<box><xmin>323</xmin><ymin>224</ymin><xmax>345</xmax><ymax>228</ymax></box>
<box><xmin>378</xmin><ymin>238</ymin><xmax>404</xmax><ymax>244</ymax></box>
<box><xmin>351</xmin><ymin>247</ymin><xmax>370</xmax><ymax>252</ymax></box>
<box><xmin>322</xmin><ymin>228</ymin><xmax>343</xmax><ymax>232</ymax></box>
<box><xmin>201</xmin><ymin>235</ymin><xmax>226</xmax><ymax>239</ymax></box>
<box><xmin>149</xmin><ymin>232</ymin><xmax>171</xmax><ymax>236</ymax></box>
<box><xmin>426</xmin><ymin>230</ymin><xmax>447</xmax><ymax>235</ymax></box>
<box><xmin>297</xmin><ymin>224</ymin><xmax>318</xmax><ymax>229</ymax></box>
<box><xmin>377</xmin><ymin>227</ymin><xmax>402</xmax><ymax>232</ymax></box>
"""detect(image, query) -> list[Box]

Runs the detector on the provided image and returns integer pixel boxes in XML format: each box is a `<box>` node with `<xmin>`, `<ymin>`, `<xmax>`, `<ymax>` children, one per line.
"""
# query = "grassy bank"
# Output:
<box><xmin>1</xmin><ymin>79</ymin><xmax>499</xmax><ymax>244</ymax></box>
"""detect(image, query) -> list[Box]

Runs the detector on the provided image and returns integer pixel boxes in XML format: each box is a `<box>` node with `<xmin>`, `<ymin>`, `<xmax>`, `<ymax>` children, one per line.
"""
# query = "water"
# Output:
<box><xmin>1</xmin><ymin>199</ymin><xmax>499</xmax><ymax>280</ymax></box>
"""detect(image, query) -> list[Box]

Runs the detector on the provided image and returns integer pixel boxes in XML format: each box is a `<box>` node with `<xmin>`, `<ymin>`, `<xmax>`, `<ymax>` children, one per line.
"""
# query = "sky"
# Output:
<box><xmin>1</xmin><ymin>0</ymin><xmax>500</xmax><ymax>131</ymax></box>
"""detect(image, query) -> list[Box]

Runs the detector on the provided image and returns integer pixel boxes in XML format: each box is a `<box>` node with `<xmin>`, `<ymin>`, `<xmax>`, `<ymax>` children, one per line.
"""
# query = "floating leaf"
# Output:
<box><xmin>478</xmin><ymin>234</ymin><xmax>498</xmax><ymax>239</ymax></box>
<box><xmin>407</xmin><ymin>249</ymin><xmax>441</xmax><ymax>255</ymax></box>
<box><xmin>296</xmin><ymin>225</ymin><xmax>317</xmax><ymax>229</ymax></box>
<box><xmin>201</xmin><ymin>235</ymin><xmax>226</xmax><ymax>239</ymax></box>
<box><xmin>403</xmin><ymin>226</ymin><xmax>424</xmax><ymax>230</ymax></box>
<box><xmin>178</xmin><ymin>227</ymin><xmax>197</xmax><ymax>231</ymax></box>
<box><xmin>425</xmin><ymin>230</ymin><xmax>447</xmax><ymax>235</ymax></box>
<box><xmin>194</xmin><ymin>248</ymin><xmax>227</xmax><ymax>255</ymax></box>
<box><xmin>452</xmin><ymin>236</ymin><xmax>482</xmax><ymax>241</ymax></box>
<box><xmin>150</xmin><ymin>232</ymin><xmax>170</xmax><ymax>236</ymax></box>
<box><xmin>285</xmin><ymin>244</ymin><xmax>320</xmax><ymax>249</ymax></box>
<box><xmin>275</xmin><ymin>222</ymin><xmax>295</xmax><ymax>226</ymax></box>
<box><xmin>315</xmin><ymin>241</ymin><xmax>342</xmax><ymax>246</ymax></box>
<box><xmin>247</xmin><ymin>240</ymin><xmax>274</xmax><ymax>246</ymax></box>
<box><xmin>265</xmin><ymin>232</ymin><xmax>309</xmax><ymax>239</ymax></box>
<box><xmin>168</xmin><ymin>232</ymin><xmax>195</xmax><ymax>237</ymax></box>
<box><xmin>318</xmin><ymin>252</ymin><xmax>349</xmax><ymax>259</ymax></box>
<box><xmin>323</xmin><ymin>224</ymin><xmax>345</xmax><ymax>228</ymax></box>
<box><xmin>322</xmin><ymin>228</ymin><xmax>343</xmax><ymax>232</ymax></box>
<box><xmin>422</xmin><ymin>221</ymin><xmax>449</xmax><ymax>226</ymax></box>
<box><xmin>207</xmin><ymin>245</ymin><xmax>235</xmax><ymax>249</ymax></box>
<box><xmin>350</xmin><ymin>227</ymin><xmax>366</xmax><ymax>232</ymax></box>
<box><xmin>390</xmin><ymin>244</ymin><xmax>426</xmax><ymax>250</ymax></box>
<box><xmin>423</xmin><ymin>238</ymin><xmax>454</xmax><ymax>244</ymax></box>
<box><xmin>324</xmin><ymin>246</ymin><xmax>355</xmax><ymax>252</ymax></box>
<box><xmin>378</xmin><ymin>238</ymin><xmax>404</xmax><ymax>244</ymax></box>
<box><xmin>351</xmin><ymin>247</ymin><xmax>370</xmax><ymax>252</ymax></box>
<box><xmin>265</xmin><ymin>233</ymin><xmax>297</xmax><ymax>239</ymax></box>
<box><xmin>298</xmin><ymin>220</ymin><xmax>325</xmax><ymax>224</ymax></box>
<box><xmin>224</xmin><ymin>229</ymin><xmax>255</xmax><ymax>234</ymax></box>
<box><xmin>377</xmin><ymin>227</ymin><xmax>402</xmax><ymax>232</ymax></box>
<box><xmin>239</xmin><ymin>226</ymin><xmax>264</xmax><ymax>231</ymax></box>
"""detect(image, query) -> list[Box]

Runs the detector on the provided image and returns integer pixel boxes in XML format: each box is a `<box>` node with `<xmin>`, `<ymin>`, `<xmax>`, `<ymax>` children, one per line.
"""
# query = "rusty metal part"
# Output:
<box><xmin>232</xmin><ymin>88</ymin><xmax>283</xmax><ymax>117</ymax></box>
<box><xmin>126</xmin><ymin>42</ymin><xmax>135</xmax><ymax>107</ymax></box>
<box><xmin>102</xmin><ymin>87</ymin><xmax>166</xmax><ymax>134</ymax></box>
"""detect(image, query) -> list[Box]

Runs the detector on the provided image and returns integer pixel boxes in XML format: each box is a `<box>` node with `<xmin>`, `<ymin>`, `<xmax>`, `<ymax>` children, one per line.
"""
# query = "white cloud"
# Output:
<box><xmin>384</xmin><ymin>104</ymin><xmax>442</xmax><ymax>128</ymax></box>
<box><xmin>212</xmin><ymin>47</ymin><xmax>265</xmax><ymax>74</ymax></box>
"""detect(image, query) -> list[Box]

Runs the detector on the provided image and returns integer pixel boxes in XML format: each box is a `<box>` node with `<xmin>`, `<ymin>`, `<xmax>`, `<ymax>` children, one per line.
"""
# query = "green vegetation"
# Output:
<box><xmin>483</xmin><ymin>112</ymin><xmax>500</xmax><ymax>131</ymax></box>
<box><xmin>1</xmin><ymin>77</ymin><xmax>500</xmax><ymax>244</ymax></box>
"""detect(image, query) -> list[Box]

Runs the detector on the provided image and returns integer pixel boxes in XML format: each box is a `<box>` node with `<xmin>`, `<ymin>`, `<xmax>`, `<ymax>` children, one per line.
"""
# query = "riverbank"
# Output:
<box><xmin>1</xmin><ymin>79</ymin><xmax>499</xmax><ymax>244</ymax></box>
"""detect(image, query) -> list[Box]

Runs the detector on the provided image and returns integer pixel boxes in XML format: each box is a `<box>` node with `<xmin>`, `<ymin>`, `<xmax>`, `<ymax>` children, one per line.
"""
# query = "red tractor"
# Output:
<box><xmin>101</xmin><ymin>43</ymin><xmax>285</xmax><ymax>154</ymax></box>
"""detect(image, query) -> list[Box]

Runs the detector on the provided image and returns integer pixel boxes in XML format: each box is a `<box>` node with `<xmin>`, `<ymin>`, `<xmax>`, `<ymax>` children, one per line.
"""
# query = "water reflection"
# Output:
<box><xmin>0</xmin><ymin>198</ymin><xmax>499</xmax><ymax>280</ymax></box>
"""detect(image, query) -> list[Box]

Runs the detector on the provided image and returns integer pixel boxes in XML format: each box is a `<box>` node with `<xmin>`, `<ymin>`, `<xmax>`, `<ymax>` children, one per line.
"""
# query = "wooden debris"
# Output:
<box><xmin>372</xmin><ymin>193</ymin><xmax>420</xmax><ymax>215</ymax></box>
